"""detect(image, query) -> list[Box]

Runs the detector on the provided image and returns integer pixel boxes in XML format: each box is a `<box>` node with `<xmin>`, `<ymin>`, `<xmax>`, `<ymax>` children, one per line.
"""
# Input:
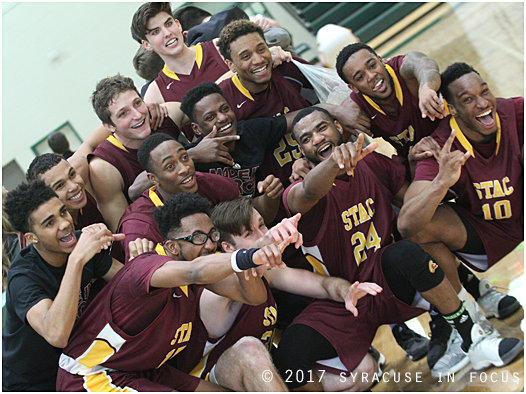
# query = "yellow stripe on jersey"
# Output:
<box><xmin>107</xmin><ymin>135</ymin><xmax>129</xmax><ymax>152</ymax></box>
<box><xmin>232</xmin><ymin>74</ymin><xmax>254</xmax><ymax>101</ymax></box>
<box><xmin>362</xmin><ymin>64</ymin><xmax>404</xmax><ymax>116</ymax></box>
<box><xmin>148</xmin><ymin>186</ymin><xmax>164</xmax><ymax>207</ymax></box>
<box><xmin>162</xmin><ymin>65</ymin><xmax>180</xmax><ymax>81</ymax></box>
<box><xmin>75</xmin><ymin>323</ymin><xmax>126</xmax><ymax>370</ymax></box>
<box><xmin>450</xmin><ymin>114</ymin><xmax>501</xmax><ymax>158</ymax></box>
<box><xmin>155</xmin><ymin>243</ymin><xmax>189</xmax><ymax>297</ymax></box>
<box><xmin>83</xmin><ymin>371</ymin><xmax>136</xmax><ymax>392</ymax></box>
<box><xmin>162</xmin><ymin>44</ymin><xmax>204</xmax><ymax>81</ymax></box>
<box><xmin>301</xmin><ymin>245</ymin><xmax>330</xmax><ymax>276</ymax></box>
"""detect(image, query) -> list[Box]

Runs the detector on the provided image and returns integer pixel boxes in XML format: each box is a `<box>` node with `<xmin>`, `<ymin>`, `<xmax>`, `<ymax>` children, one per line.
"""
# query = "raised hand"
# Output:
<box><xmin>253</xmin><ymin>239</ymin><xmax>290</xmax><ymax>270</ymax></box>
<box><xmin>418</xmin><ymin>84</ymin><xmax>447</xmax><ymax>121</ymax></box>
<box><xmin>73</xmin><ymin>224</ymin><xmax>125</xmax><ymax>264</ymax></box>
<box><xmin>189</xmin><ymin>125</ymin><xmax>239</xmax><ymax>166</ymax></box>
<box><xmin>289</xmin><ymin>157</ymin><xmax>314</xmax><ymax>183</ymax></box>
<box><xmin>128</xmin><ymin>238</ymin><xmax>156</xmax><ymax>261</ymax></box>
<box><xmin>147</xmin><ymin>102</ymin><xmax>168</xmax><ymax>130</ymax></box>
<box><xmin>331</xmin><ymin>133</ymin><xmax>378</xmax><ymax>176</ymax></box>
<box><xmin>408</xmin><ymin>136</ymin><xmax>441</xmax><ymax>163</ymax></box>
<box><xmin>257</xmin><ymin>175</ymin><xmax>284</xmax><ymax>200</ymax></box>
<box><xmin>267</xmin><ymin>213</ymin><xmax>303</xmax><ymax>249</ymax></box>
<box><xmin>436</xmin><ymin>129</ymin><xmax>471</xmax><ymax>188</ymax></box>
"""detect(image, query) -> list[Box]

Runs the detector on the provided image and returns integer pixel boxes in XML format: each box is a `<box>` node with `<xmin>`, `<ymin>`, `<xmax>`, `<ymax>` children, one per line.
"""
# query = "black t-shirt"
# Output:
<box><xmin>191</xmin><ymin>116</ymin><xmax>288</xmax><ymax>196</ymax></box>
<box><xmin>2</xmin><ymin>231</ymin><xmax>112</xmax><ymax>392</ymax></box>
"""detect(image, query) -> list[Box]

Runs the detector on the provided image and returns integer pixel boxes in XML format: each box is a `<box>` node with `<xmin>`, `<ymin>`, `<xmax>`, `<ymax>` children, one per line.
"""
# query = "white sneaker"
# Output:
<box><xmin>468</xmin><ymin>323</ymin><xmax>524</xmax><ymax>370</ymax></box>
<box><xmin>469</xmin><ymin>299</ymin><xmax>500</xmax><ymax>338</ymax></box>
<box><xmin>477</xmin><ymin>278</ymin><xmax>521</xmax><ymax>319</ymax></box>
<box><xmin>431</xmin><ymin>329</ymin><xmax>469</xmax><ymax>378</ymax></box>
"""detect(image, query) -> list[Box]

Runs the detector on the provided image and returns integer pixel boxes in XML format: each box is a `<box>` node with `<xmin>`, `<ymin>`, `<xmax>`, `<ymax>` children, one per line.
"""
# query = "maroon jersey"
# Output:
<box><xmin>175</xmin><ymin>279</ymin><xmax>277</xmax><ymax>380</ymax></box>
<box><xmin>414</xmin><ymin>97</ymin><xmax>524</xmax><ymax>269</ymax></box>
<box><xmin>118</xmin><ymin>172</ymin><xmax>239</xmax><ymax>263</ymax></box>
<box><xmin>57</xmin><ymin>249</ymin><xmax>200</xmax><ymax>391</ymax></box>
<box><xmin>75</xmin><ymin>190</ymin><xmax>105</xmax><ymax>230</ymax></box>
<box><xmin>155</xmin><ymin>41</ymin><xmax>230</xmax><ymax>141</ymax></box>
<box><xmin>219</xmin><ymin>64</ymin><xmax>311</xmax><ymax>191</ymax></box>
<box><xmin>283</xmin><ymin>152</ymin><xmax>425</xmax><ymax>373</ymax></box>
<box><xmin>350</xmin><ymin>55</ymin><xmax>440</xmax><ymax>170</ymax></box>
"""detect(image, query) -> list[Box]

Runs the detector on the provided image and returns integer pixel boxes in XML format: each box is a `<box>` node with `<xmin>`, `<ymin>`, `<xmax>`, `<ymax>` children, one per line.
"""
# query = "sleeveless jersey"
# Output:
<box><xmin>174</xmin><ymin>279</ymin><xmax>277</xmax><ymax>381</ymax></box>
<box><xmin>414</xmin><ymin>97</ymin><xmax>524</xmax><ymax>267</ymax></box>
<box><xmin>350</xmin><ymin>55</ymin><xmax>440</xmax><ymax>170</ymax></box>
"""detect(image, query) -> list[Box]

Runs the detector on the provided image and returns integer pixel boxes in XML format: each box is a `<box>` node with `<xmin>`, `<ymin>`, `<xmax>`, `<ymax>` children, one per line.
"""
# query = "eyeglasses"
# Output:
<box><xmin>172</xmin><ymin>229</ymin><xmax>220</xmax><ymax>245</ymax></box>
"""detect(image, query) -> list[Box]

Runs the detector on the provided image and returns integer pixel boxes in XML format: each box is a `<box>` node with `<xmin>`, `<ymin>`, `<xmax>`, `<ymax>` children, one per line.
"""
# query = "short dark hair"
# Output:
<box><xmin>26</xmin><ymin>153</ymin><xmax>65</xmax><ymax>182</ymax></box>
<box><xmin>91</xmin><ymin>74</ymin><xmax>140</xmax><ymax>126</ymax></box>
<box><xmin>217</xmin><ymin>19</ymin><xmax>265</xmax><ymax>61</ymax></box>
<box><xmin>211</xmin><ymin>197</ymin><xmax>254</xmax><ymax>247</ymax></box>
<box><xmin>180</xmin><ymin>81</ymin><xmax>223</xmax><ymax>122</ymax></box>
<box><xmin>47</xmin><ymin>132</ymin><xmax>70</xmax><ymax>154</ymax></box>
<box><xmin>336</xmin><ymin>43</ymin><xmax>378</xmax><ymax>84</ymax></box>
<box><xmin>138</xmin><ymin>133</ymin><xmax>177</xmax><ymax>173</ymax></box>
<box><xmin>133</xmin><ymin>46</ymin><xmax>165</xmax><ymax>81</ymax></box>
<box><xmin>131</xmin><ymin>2</ymin><xmax>173</xmax><ymax>44</ymax></box>
<box><xmin>173</xmin><ymin>5</ymin><xmax>211</xmax><ymax>31</ymax></box>
<box><xmin>439</xmin><ymin>62</ymin><xmax>480</xmax><ymax>103</ymax></box>
<box><xmin>153</xmin><ymin>192</ymin><xmax>211</xmax><ymax>241</ymax></box>
<box><xmin>291</xmin><ymin>106</ymin><xmax>335</xmax><ymax>140</ymax></box>
<box><xmin>4</xmin><ymin>180</ymin><xmax>58</xmax><ymax>234</ymax></box>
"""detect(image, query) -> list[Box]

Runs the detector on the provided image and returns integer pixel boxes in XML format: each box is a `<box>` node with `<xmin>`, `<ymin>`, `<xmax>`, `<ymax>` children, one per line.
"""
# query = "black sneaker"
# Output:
<box><xmin>427</xmin><ymin>314</ymin><xmax>453</xmax><ymax>369</ymax></box>
<box><xmin>391</xmin><ymin>323</ymin><xmax>429</xmax><ymax>361</ymax></box>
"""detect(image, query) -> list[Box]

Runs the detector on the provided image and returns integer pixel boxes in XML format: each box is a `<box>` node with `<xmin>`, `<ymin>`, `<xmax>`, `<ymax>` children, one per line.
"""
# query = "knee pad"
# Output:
<box><xmin>382</xmin><ymin>241</ymin><xmax>445</xmax><ymax>293</ymax></box>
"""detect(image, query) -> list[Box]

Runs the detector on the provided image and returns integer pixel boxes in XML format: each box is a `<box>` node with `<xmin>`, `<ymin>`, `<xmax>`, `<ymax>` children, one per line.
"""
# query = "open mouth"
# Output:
<box><xmin>180</xmin><ymin>174</ymin><xmax>196</xmax><ymax>188</ymax></box>
<box><xmin>59</xmin><ymin>230</ymin><xmax>76</xmax><ymax>248</ymax></box>
<box><xmin>68</xmin><ymin>190</ymin><xmax>84</xmax><ymax>203</ymax></box>
<box><xmin>166</xmin><ymin>38</ymin><xmax>178</xmax><ymax>47</ymax></box>
<box><xmin>131</xmin><ymin>119</ymin><xmax>146</xmax><ymax>129</ymax></box>
<box><xmin>317</xmin><ymin>142</ymin><xmax>333</xmax><ymax>160</ymax></box>
<box><xmin>217</xmin><ymin>122</ymin><xmax>233</xmax><ymax>135</ymax></box>
<box><xmin>475</xmin><ymin>108</ymin><xmax>495</xmax><ymax>127</ymax></box>
<box><xmin>251</xmin><ymin>64</ymin><xmax>269</xmax><ymax>76</ymax></box>
<box><xmin>372</xmin><ymin>78</ymin><xmax>384</xmax><ymax>92</ymax></box>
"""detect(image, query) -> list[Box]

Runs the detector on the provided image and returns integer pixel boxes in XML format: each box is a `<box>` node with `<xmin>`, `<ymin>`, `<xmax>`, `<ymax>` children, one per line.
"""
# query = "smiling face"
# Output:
<box><xmin>39</xmin><ymin>159</ymin><xmax>87</xmax><ymax>213</ymax></box>
<box><xmin>342</xmin><ymin>49</ymin><xmax>394</xmax><ymax>101</ymax></box>
<box><xmin>142</xmin><ymin>11</ymin><xmax>185</xmax><ymax>58</ymax></box>
<box><xmin>105</xmin><ymin>90</ymin><xmax>151</xmax><ymax>149</ymax></box>
<box><xmin>293</xmin><ymin>111</ymin><xmax>344</xmax><ymax>165</ymax></box>
<box><xmin>192</xmin><ymin>93</ymin><xmax>238</xmax><ymax>151</ymax></box>
<box><xmin>447</xmin><ymin>72</ymin><xmax>498</xmax><ymax>143</ymax></box>
<box><xmin>149</xmin><ymin>140</ymin><xmax>198</xmax><ymax>196</ymax></box>
<box><xmin>170</xmin><ymin>213</ymin><xmax>218</xmax><ymax>261</ymax></box>
<box><xmin>227</xmin><ymin>208</ymin><xmax>268</xmax><ymax>251</ymax></box>
<box><xmin>226</xmin><ymin>32</ymin><xmax>273</xmax><ymax>93</ymax></box>
<box><xmin>26</xmin><ymin>197</ymin><xmax>76</xmax><ymax>265</ymax></box>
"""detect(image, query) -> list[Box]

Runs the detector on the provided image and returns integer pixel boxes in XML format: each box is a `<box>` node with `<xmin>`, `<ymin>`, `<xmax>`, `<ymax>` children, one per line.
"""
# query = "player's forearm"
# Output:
<box><xmin>402</xmin><ymin>51</ymin><xmax>440</xmax><ymax>91</ymax></box>
<box><xmin>321</xmin><ymin>276</ymin><xmax>352</xmax><ymax>303</ymax></box>
<box><xmin>233</xmin><ymin>272</ymin><xmax>267</xmax><ymax>305</ymax></box>
<box><xmin>41</xmin><ymin>259</ymin><xmax>85</xmax><ymax>348</ymax></box>
<box><xmin>301</xmin><ymin>158</ymin><xmax>341</xmax><ymax>202</ymax></box>
<box><xmin>397</xmin><ymin>179</ymin><xmax>450</xmax><ymax>238</ymax></box>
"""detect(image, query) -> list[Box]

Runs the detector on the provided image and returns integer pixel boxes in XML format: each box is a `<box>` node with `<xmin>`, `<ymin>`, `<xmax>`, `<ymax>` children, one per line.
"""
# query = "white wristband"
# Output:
<box><xmin>231</xmin><ymin>250</ymin><xmax>242</xmax><ymax>272</ymax></box>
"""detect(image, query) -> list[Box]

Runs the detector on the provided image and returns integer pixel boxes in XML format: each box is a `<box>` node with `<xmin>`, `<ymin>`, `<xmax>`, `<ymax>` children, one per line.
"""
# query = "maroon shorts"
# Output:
<box><xmin>56</xmin><ymin>363</ymin><xmax>200</xmax><ymax>392</ymax></box>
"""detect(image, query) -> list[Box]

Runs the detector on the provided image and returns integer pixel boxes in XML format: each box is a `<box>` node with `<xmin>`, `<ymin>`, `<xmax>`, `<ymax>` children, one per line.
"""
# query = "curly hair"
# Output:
<box><xmin>131</xmin><ymin>2</ymin><xmax>173</xmax><ymax>43</ymax></box>
<box><xmin>138</xmin><ymin>133</ymin><xmax>178</xmax><ymax>173</ymax></box>
<box><xmin>91</xmin><ymin>74</ymin><xmax>140</xmax><ymax>126</ymax></box>
<box><xmin>439</xmin><ymin>62</ymin><xmax>479</xmax><ymax>104</ymax></box>
<box><xmin>211</xmin><ymin>197</ymin><xmax>254</xmax><ymax>247</ymax></box>
<box><xmin>26</xmin><ymin>153</ymin><xmax>65</xmax><ymax>182</ymax></box>
<box><xmin>4</xmin><ymin>180</ymin><xmax>58</xmax><ymax>234</ymax></box>
<box><xmin>180</xmin><ymin>81</ymin><xmax>223</xmax><ymax>122</ymax></box>
<box><xmin>153</xmin><ymin>192</ymin><xmax>211</xmax><ymax>241</ymax></box>
<box><xmin>336</xmin><ymin>43</ymin><xmax>378</xmax><ymax>84</ymax></box>
<box><xmin>217</xmin><ymin>19</ymin><xmax>265</xmax><ymax>61</ymax></box>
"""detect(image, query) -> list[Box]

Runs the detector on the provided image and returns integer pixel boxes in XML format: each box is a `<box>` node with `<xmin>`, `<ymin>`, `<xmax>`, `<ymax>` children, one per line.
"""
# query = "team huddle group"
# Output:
<box><xmin>2</xmin><ymin>2</ymin><xmax>524</xmax><ymax>392</ymax></box>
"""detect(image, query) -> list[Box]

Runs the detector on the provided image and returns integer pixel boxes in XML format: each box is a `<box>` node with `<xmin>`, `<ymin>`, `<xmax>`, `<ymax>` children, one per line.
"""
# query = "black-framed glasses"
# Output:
<box><xmin>172</xmin><ymin>229</ymin><xmax>220</xmax><ymax>245</ymax></box>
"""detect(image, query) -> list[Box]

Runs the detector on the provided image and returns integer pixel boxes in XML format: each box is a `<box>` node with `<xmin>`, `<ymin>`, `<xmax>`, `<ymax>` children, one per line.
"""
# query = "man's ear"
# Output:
<box><xmin>225</xmin><ymin>59</ymin><xmax>237</xmax><ymax>74</ymax></box>
<box><xmin>334</xmin><ymin>120</ymin><xmax>344</xmax><ymax>135</ymax></box>
<box><xmin>141</xmin><ymin>39</ymin><xmax>153</xmax><ymax>51</ymax></box>
<box><xmin>347</xmin><ymin>83</ymin><xmax>359</xmax><ymax>94</ymax></box>
<box><xmin>183</xmin><ymin>30</ymin><xmax>189</xmax><ymax>37</ymax></box>
<box><xmin>221</xmin><ymin>241</ymin><xmax>236</xmax><ymax>253</ymax></box>
<box><xmin>448</xmin><ymin>103</ymin><xmax>457</xmax><ymax>117</ymax></box>
<box><xmin>191</xmin><ymin>123</ymin><xmax>202</xmax><ymax>137</ymax></box>
<box><xmin>25</xmin><ymin>232</ymin><xmax>39</xmax><ymax>245</ymax></box>
<box><xmin>164</xmin><ymin>239</ymin><xmax>181</xmax><ymax>257</ymax></box>
<box><xmin>102</xmin><ymin>122</ymin><xmax>116</xmax><ymax>134</ymax></box>
<box><xmin>147</xmin><ymin>172</ymin><xmax>159</xmax><ymax>186</ymax></box>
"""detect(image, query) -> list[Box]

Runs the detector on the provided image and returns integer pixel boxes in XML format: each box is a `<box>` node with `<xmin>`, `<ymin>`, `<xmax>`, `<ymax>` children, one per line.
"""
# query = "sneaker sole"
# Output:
<box><xmin>482</xmin><ymin>298</ymin><xmax>521</xmax><ymax>319</ymax></box>
<box><xmin>470</xmin><ymin>340</ymin><xmax>524</xmax><ymax>370</ymax></box>
<box><xmin>431</xmin><ymin>353</ymin><xmax>470</xmax><ymax>378</ymax></box>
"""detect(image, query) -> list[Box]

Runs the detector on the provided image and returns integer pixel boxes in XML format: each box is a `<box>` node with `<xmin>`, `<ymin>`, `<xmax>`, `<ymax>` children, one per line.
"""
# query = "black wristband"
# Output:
<box><xmin>232</xmin><ymin>248</ymin><xmax>260</xmax><ymax>271</ymax></box>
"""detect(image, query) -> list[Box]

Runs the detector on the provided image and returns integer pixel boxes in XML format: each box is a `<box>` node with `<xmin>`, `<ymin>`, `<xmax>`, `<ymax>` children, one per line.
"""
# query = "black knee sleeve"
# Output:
<box><xmin>273</xmin><ymin>324</ymin><xmax>337</xmax><ymax>389</ymax></box>
<box><xmin>382</xmin><ymin>241</ymin><xmax>445</xmax><ymax>300</ymax></box>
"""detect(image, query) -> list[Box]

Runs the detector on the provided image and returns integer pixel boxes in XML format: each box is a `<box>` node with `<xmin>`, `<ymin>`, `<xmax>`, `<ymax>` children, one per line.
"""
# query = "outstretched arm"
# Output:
<box><xmin>400</xmin><ymin>51</ymin><xmax>446</xmax><ymax>121</ymax></box>
<box><xmin>398</xmin><ymin>129</ymin><xmax>470</xmax><ymax>238</ymax></box>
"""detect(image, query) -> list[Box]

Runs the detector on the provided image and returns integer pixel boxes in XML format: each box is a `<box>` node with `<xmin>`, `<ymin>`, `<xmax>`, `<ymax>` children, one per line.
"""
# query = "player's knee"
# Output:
<box><xmin>231</xmin><ymin>336</ymin><xmax>270</xmax><ymax>366</ymax></box>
